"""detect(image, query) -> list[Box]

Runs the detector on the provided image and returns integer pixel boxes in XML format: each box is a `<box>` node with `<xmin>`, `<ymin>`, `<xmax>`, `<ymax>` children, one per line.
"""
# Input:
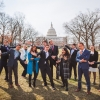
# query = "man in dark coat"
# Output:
<box><xmin>37</xmin><ymin>44</ymin><xmax>55</xmax><ymax>90</ymax></box>
<box><xmin>49</xmin><ymin>40</ymin><xmax>58</xmax><ymax>79</ymax></box>
<box><xmin>0</xmin><ymin>44</ymin><xmax>22</xmax><ymax>88</ymax></box>
<box><xmin>0</xmin><ymin>40</ymin><xmax>15</xmax><ymax>81</ymax></box>
<box><xmin>65</xmin><ymin>44</ymin><xmax>78</xmax><ymax>80</ymax></box>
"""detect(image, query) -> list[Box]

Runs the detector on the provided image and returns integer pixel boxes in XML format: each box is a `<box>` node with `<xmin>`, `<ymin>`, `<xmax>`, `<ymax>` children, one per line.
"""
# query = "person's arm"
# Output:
<box><xmin>95</xmin><ymin>51</ymin><xmax>98</xmax><ymax>62</ymax></box>
<box><xmin>91</xmin><ymin>51</ymin><xmax>99</xmax><ymax>65</ymax></box>
<box><xmin>65</xmin><ymin>45</ymin><xmax>71</xmax><ymax>50</ymax></box>
<box><xmin>1</xmin><ymin>49</ymin><xmax>11</xmax><ymax>56</ymax></box>
<box><xmin>37</xmin><ymin>46</ymin><xmax>43</xmax><ymax>50</ymax></box>
<box><xmin>27</xmin><ymin>53</ymin><xmax>34</xmax><ymax>62</ymax></box>
<box><xmin>76</xmin><ymin>52</ymin><xmax>81</xmax><ymax>62</ymax></box>
<box><xmin>9</xmin><ymin>46</ymin><xmax>16</xmax><ymax>48</ymax></box>
<box><xmin>95</xmin><ymin>62</ymin><xmax>100</xmax><ymax>64</ymax></box>
<box><xmin>83</xmin><ymin>51</ymin><xmax>90</xmax><ymax>61</ymax></box>
<box><xmin>0</xmin><ymin>46</ymin><xmax>1</xmax><ymax>50</ymax></box>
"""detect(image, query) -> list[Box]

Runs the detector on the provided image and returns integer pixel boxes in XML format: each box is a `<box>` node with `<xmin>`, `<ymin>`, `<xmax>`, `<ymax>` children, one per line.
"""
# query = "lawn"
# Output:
<box><xmin>0</xmin><ymin>64</ymin><xmax>100</xmax><ymax>100</ymax></box>
<box><xmin>0</xmin><ymin>52</ymin><xmax>100</xmax><ymax>100</ymax></box>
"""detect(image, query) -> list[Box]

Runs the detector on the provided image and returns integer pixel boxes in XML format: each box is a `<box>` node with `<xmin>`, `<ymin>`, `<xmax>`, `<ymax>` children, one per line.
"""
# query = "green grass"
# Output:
<box><xmin>0</xmin><ymin>51</ymin><xmax>100</xmax><ymax>100</ymax></box>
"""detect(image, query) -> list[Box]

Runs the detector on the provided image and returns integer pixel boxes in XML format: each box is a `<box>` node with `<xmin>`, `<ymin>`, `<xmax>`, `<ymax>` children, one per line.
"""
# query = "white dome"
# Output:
<box><xmin>47</xmin><ymin>23</ymin><xmax>57</xmax><ymax>36</ymax></box>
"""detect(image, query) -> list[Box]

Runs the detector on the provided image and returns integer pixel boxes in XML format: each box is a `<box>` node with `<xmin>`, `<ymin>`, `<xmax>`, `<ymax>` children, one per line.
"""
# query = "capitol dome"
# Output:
<box><xmin>47</xmin><ymin>23</ymin><xmax>57</xmax><ymax>36</ymax></box>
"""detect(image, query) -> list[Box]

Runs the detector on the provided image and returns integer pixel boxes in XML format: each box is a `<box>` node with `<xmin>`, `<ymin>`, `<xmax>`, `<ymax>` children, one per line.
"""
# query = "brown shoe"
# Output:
<box><xmin>9</xmin><ymin>84</ymin><xmax>14</xmax><ymax>88</ymax></box>
<box><xmin>15</xmin><ymin>84</ymin><xmax>20</xmax><ymax>87</ymax></box>
<box><xmin>87</xmin><ymin>91</ymin><xmax>91</xmax><ymax>95</ymax></box>
<box><xmin>75</xmin><ymin>88</ymin><xmax>81</xmax><ymax>92</ymax></box>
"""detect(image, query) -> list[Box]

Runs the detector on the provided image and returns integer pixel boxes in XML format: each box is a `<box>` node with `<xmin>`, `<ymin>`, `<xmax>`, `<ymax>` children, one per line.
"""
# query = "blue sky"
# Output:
<box><xmin>2</xmin><ymin>0</ymin><xmax>100</xmax><ymax>36</ymax></box>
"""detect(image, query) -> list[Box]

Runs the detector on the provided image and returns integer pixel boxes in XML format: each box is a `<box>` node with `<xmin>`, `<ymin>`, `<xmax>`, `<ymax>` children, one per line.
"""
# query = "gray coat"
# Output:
<box><xmin>1</xmin><ymin>49</ymin><xmax>21</xmax><ymax>67</ymax></box>
<box><xmin>57</xmin><ymin>58</ymin><xmax>70</xmax><ymax>79</ymax></box>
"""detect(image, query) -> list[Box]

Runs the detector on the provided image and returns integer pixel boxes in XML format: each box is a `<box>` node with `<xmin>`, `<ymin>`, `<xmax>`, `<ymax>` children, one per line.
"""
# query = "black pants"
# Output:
<box><xmin>0</xmin><ymin>60</ymin><xmax>8</xmax><ymax>79</ymax></box>
<box><xmin>8</xmin><ymin>66</ymin><xmax>18</xmax><ymax>85</ymax></box>
<box><xmin>29</xmin><ymin>71</ymin><xmax>38</xmax><ymax>83</ymax></box>
<box><xmin>60</xmin><ymin>68</ymin><xmax>68</xmax><ymax>88</ymax></box>
<box><xmin>20</xmin><ymin>60</ymin><xmax>27</xmax><ymax>77</ymax></box>
<box><xmin>69</xmin><ymin>62</ymin><xmax>77</xmax><ymax>78</ymax></box>
<box><xmin>50</xmin><ymin>62</ymin><xmax>58</xmax><ymax>78</ymax></box>
<box><xmin>40</xmin><ymin>64</ymin><xmax>54</xmax><ymax>87</ymax></box>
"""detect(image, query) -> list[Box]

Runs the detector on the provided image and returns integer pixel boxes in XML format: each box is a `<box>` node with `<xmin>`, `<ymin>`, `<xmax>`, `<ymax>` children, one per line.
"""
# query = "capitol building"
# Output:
<box><xmin>35</xmin><ymin>23</ymin><xmax>67</xmax><ymax>46</ymax></box>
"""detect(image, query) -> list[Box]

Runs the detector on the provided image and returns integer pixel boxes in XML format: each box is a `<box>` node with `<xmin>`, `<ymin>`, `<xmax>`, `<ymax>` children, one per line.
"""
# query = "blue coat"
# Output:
<box><xmin>27</xmin><ymin>52</ymin><xmax>40</xmax><ymax>75</ymax></box>
<box><xmin>76</xmin><ymin>49</ymin><xmax>90</xmax><ymax>69</ymax></box>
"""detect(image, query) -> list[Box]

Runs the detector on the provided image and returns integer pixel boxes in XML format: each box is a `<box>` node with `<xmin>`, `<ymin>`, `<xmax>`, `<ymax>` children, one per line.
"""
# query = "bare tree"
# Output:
<box><xmin>0</xmin><ymin>12</ymin><xmax>10</xmax><ymax>44</ymax></box>
<box><xmin>64</xmin><ymin>9</ymin><xmax>100</xmax><ymax>48</ymax></box>
<box><xmin>21</xmin><ymin>24</ymin><xmax>38</xmax><ymax>44</ymax></box>
<box><xmin>8</xmin><ymin>13</ymin><xmax>25</xmax><ymax>45</ymax></box>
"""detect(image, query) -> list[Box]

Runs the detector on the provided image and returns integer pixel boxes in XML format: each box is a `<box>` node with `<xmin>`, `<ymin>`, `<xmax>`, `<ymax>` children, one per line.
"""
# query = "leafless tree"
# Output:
<box><xmin>8</xmin><ymin>13</ymin><xmax>25</xmax><ymax>45</ymax></box>
<box><xmin>64</xmin><ymin>9</ymin><xmax>100</xmax><ymax>49</ymax></box>
<box><xmin>21</xmin><ymin>24</ymin><xmax>38</xmax><ymax>44</ymax></box>
<box><xmin>0</xmin><ymin>12</ymin><xmax>10</xmax><ymax>44</ymax></box>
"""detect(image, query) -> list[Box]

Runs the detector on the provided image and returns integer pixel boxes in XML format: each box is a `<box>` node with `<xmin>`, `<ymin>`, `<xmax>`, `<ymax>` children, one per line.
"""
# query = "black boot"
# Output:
<box><xmin>66</xmin><ymin>87</ymin><xmax>68</xmax><ymax>91</ymax></box>
<box><xmin>44</xmin><ymin>82</ymin><xmax>47</xmax><ymax>86</ymax></box>
<box><xmin>29</xmin><ymin>82</ymin><xmax>31</xmax><ymax>87</ymax></box>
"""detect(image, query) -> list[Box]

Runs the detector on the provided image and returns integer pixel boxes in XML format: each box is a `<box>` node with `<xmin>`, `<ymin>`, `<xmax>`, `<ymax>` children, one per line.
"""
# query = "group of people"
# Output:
<box><xmin>0</xmin><ymin>39</ymin><xmax>100</xmax><ymax>94</ymax></box>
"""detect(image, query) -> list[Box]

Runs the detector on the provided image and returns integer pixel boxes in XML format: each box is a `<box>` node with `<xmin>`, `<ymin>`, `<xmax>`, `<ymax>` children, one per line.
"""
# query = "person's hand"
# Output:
<box><xmin>88</xmin><ymin>61</ymin><xmax>91</xmax><ymax>64</ymax></box>
<box><xmin>91</xmin><ymin>61</ymin><xmax>95</xmax><ymax>65</ymax></box>
<box><xmin>37</xmin><ymin>55</ymin><xmax>40</xmax><ymax>58</ymax></box>
<box><xmin>51</xmin><ymin>56</ymin><xmax>56</xmax><ymax>59</ymax></box>
<box><xmin>24</xmin><ymin>61</ymin><xmax>27</xmax><ymax>64</ymax></box>
<box><xmin>0</xmin><ymin>50</ymin><xmax>1</xmax><ymax>56</ymax></box>
<box><xmin>64</xmin><ymin>56</ymin><xmax>67</xmax><ymax>60</ymax></box>
<box><xmin>80</xmin><ymin>59</ymin><xmax>86</xmax><ymax>62</ymax></box>
<box><xmin>31</xmin><ymin>58</ymin><xmax>34</xmax><ymax>60</ymax></box>
<box><xmin>56</xmin><ymin>60</ymin><xmax>61</xmax><ymax>63</ymax></box>
<box><xmin>79</xmin><ymin>50</ymin><xmax>83</xmax><ymax>55</ymax></box>
<box><xmin>31</xmin><ymin>52</ymin><xmax>37</xmax><ymax>56</ymax></box>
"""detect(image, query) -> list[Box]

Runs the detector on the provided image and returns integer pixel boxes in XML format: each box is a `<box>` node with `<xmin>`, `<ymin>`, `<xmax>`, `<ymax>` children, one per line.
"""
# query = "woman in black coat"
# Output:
<box><xmin>88</xmin><ymin>46</ymin><xmax>98</xmax><ymax>85</ymax></box>
<box><xmin>56</xmin><ymin>47</ymin><xmax>70</xmax><ymax>91</ymax></box>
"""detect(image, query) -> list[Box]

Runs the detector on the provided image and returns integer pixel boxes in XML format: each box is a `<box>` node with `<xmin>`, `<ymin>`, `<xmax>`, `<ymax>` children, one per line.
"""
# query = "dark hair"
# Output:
<box><xmin>45</xmin><ymin>44</ymin><xmax>49</xmax><ymax>47</ymax></box>
<box><xmin>30</xmin><ymin>45</ymin><xmax>37</xmax><ymax>53</ymax></box>
<box><xmin>42</xmin><ymin>40</ymin><xmax>48</xmax><ymax>44</ymax></box>
<box><xmin>16</xmin><ymin>44</ymin><xmax>21</xmax><ymax>47</ymax></box>
<box><xmin>63</xmin><ymin>47</ymin><xmax>70</xmax><ymax>57</ymax></box>
<box><xmin>79</xmin><ymin>42</ymin><xmax>84</xmax><ymax>46</ymax></box>
<box><xmin>72</xmin><ymin>43</ymin><xmax>76</xmax><ymax>46</ymax></box>
<box><xmin>49</xmin><ymin>39</ymin><xmax>52</xmax><ymax>43</ymax></box>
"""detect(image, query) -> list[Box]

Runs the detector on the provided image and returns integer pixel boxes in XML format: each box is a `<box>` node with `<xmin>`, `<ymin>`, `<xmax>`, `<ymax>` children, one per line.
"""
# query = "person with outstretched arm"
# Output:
<box><xmin>0</xmin><ymin>44</ymin><xmax>22</xmax><ymax>88</ymax></box>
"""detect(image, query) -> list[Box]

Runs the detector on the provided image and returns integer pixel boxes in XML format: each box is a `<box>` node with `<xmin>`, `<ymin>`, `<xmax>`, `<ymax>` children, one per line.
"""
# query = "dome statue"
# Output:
<box><xmin>47</xmin><ymin>22</ymin><xmax>57</xmax><ymax>36</ymax></box>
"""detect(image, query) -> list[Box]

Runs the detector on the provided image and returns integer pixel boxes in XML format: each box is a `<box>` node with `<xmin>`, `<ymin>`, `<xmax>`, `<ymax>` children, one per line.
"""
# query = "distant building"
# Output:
<box><xmin>35</xmin><ymin>23</ymin><xmax>67</xmax><ymax>46</ymax></box>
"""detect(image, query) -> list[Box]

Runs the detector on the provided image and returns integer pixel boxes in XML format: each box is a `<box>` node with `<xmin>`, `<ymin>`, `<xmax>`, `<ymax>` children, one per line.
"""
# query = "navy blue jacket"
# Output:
<box><xmin>76</xmin><ymin>49</ymin><xmax>90</xmax><ymax>69</ymax></box>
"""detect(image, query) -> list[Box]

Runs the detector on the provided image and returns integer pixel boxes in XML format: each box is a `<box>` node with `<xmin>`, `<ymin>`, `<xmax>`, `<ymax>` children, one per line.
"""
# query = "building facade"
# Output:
<box><xmin>35</xmin><ymin>23</ymin><xmax>67</xmax><ymax>47</ymax></box>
